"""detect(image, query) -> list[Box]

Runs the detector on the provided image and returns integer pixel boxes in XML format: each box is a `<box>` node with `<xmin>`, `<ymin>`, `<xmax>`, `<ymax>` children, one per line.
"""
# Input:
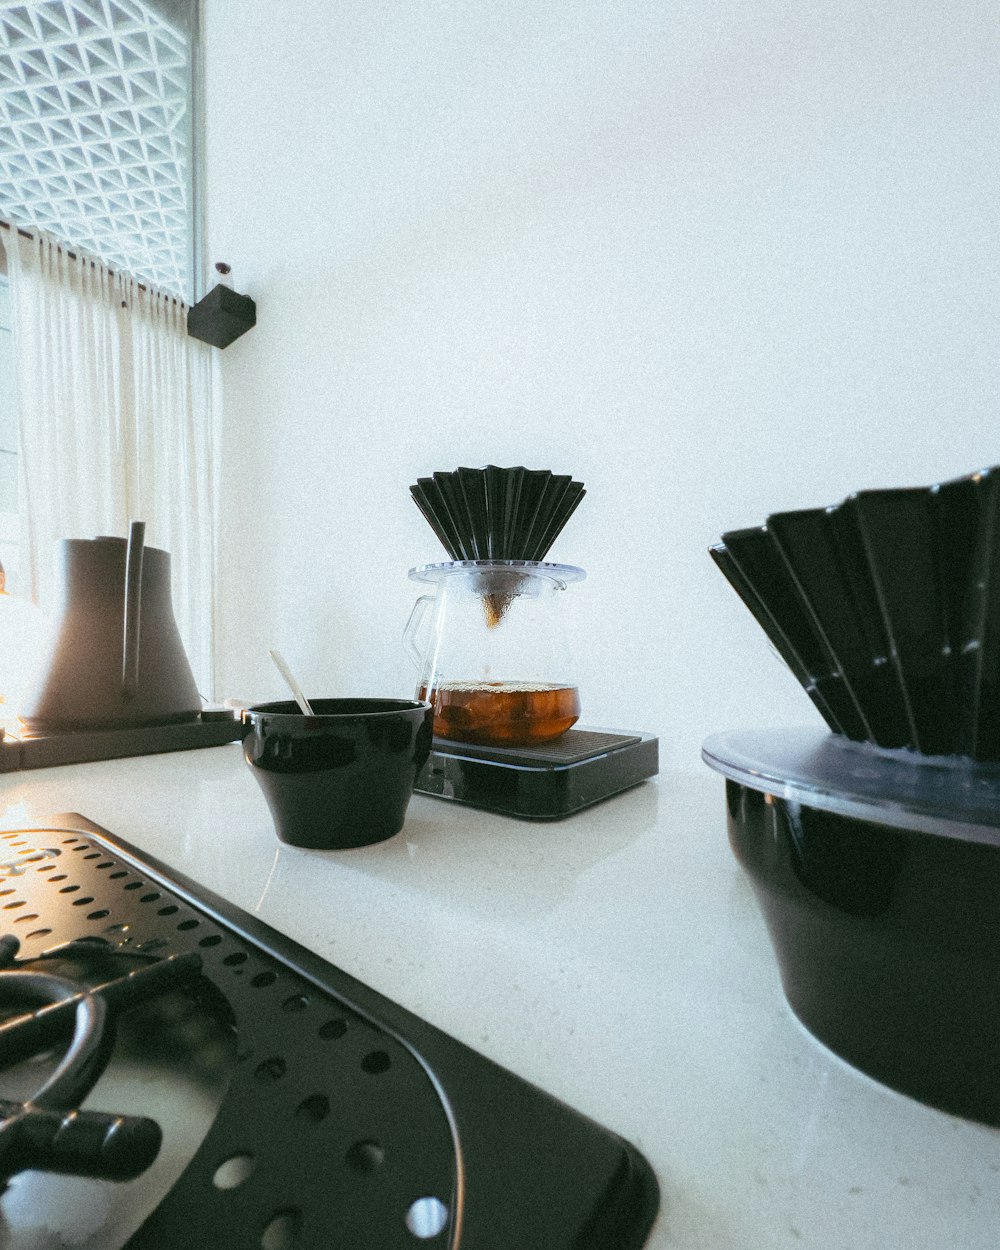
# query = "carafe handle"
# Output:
<box><xmin>121</xmin><ymin>521</ymin><xmax>145</xmax><ymax>700</ymax></box>
<box><xmin>403</xmin><ymin>595</ymin><xmax>434</xmax><ymax>671</ymax></box>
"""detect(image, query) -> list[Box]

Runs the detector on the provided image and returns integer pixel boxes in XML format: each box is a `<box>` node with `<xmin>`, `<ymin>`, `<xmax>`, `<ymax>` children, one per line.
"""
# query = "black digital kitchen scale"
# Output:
<box><xmin>415</xmin><ymin>728</ymin><xmax>659</xmax><ymax>818</ymax></box>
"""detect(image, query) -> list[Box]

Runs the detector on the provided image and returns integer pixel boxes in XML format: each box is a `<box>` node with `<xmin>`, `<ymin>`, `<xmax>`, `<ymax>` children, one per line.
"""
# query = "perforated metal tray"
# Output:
<box><xmin>0</xmin><ymin>815</ymin><xmax>659</xmax><ymax>1249</ymax></box>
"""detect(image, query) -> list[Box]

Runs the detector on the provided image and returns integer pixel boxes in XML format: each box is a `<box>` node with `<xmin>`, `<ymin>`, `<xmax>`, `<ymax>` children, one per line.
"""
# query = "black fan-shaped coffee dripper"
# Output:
<box><xmin>410</xmin><ymin>466</ymin><xmax>586</xmax><ymax>625</ymax></box>
<box><xmin>710</xmin><ymin>464</ymin><xmax>1000</xmax><ymax>761</ymax></box>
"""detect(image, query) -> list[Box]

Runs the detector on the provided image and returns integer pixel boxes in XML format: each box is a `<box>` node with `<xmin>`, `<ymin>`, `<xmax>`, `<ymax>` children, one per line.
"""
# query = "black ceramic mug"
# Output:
<box><xmin>242</xmin><ymin>699</ymin><xmax>433</xmax><ymax>849</ymax></box>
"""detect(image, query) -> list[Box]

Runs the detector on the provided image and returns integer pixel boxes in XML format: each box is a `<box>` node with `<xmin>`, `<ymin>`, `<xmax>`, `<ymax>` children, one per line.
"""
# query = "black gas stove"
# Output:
<box><xmin>0</xmin><ymin>815</ymin><xmax>659</xmax><ymax>1249</ymax></box>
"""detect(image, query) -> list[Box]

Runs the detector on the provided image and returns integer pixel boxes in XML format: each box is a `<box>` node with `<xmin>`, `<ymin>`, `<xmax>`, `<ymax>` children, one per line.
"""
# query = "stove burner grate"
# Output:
<box><xmin>0</xmin><ymin>936</ymin><xmax>202</xmax><ymax>1186</ymax></box>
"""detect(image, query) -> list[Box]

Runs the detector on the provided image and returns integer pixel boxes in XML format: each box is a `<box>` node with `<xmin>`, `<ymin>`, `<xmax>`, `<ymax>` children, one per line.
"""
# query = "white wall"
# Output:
<box><xmin>203</xmin><ymin>0</ymin><xmax>1000</xmax><ymax>771</ymax></box>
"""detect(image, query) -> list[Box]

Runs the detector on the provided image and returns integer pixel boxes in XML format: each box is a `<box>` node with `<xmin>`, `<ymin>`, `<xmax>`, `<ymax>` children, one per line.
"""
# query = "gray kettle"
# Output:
<box><xmin>20</xmin><ymin>521</ymin><xmax>202</xmax><ymax>730</ymax></box>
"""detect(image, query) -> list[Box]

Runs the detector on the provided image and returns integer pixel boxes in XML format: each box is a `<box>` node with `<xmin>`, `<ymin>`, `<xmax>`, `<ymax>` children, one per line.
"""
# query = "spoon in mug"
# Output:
<box><xmin>268</xmin><ymin>649</ymin><xmax>315</xmax><ymax>716</ymax></box>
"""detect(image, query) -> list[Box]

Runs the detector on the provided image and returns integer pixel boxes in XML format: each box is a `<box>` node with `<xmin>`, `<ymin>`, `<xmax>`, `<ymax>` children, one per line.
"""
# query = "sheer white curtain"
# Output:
<box><xmin>2</xmin><ymin>228</ymin><xmax>221</xmax><ymax>698</ymax></box>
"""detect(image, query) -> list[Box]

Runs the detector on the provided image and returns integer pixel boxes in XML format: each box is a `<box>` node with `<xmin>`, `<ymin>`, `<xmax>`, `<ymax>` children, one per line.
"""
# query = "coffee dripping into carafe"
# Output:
<box><xmin>405</xmin><ymin>466</ymin><xmax>586</xmax><ymax>748</ymax></box>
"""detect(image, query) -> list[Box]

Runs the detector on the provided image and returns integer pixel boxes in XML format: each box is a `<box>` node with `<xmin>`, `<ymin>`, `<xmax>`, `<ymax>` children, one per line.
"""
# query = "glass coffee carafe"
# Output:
<box><xmin>404</xmin><ymin>559</ymin><xmax>585</xmax><ymax>747</ymax></box>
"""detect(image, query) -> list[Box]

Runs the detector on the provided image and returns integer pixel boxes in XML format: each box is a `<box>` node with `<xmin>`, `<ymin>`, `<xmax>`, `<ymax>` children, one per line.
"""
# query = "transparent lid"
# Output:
<box><xmin>408</xmin><ymin>559</ymin><xmax>585</xmax><ymax>586</ymax></box>
<box><xmin>701</xmin><ymin>726</ymin><xmax>1000</xmax><ymax>847</ymax></box>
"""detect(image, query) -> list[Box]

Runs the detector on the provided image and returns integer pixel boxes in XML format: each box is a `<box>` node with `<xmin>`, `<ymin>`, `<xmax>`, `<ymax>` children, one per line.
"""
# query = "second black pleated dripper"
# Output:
<box><xmin>709</xmin><ymin>463</ymin><xmax>1000</xmax><ymax>761</ymax></box>
<box><xmin>410</xmin><ymin>466</ymin><xmax>586</xmax><ymax>625</ymax></box>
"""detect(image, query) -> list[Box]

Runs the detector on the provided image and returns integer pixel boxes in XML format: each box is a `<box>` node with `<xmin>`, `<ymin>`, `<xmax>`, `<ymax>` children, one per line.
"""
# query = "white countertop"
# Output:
<box><xmin>2</xmin><ymin>742</ymin><xmax>998</xmax><ymax>1249</ymax></box>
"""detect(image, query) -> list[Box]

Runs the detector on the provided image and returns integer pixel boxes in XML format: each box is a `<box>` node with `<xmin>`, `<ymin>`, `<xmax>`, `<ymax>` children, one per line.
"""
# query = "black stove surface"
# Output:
<box><xmin>0</xmin><ymin>815</ymin><xmax>659</xmax><ymax>1249</ymax></box>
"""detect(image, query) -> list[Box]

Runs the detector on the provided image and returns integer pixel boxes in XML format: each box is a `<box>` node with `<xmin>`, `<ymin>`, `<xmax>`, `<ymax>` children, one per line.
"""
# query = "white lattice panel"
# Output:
<box><xmin>0</xmin><ymin>0</ymin><xmax>191</xmax><ymax>297</ymax></box>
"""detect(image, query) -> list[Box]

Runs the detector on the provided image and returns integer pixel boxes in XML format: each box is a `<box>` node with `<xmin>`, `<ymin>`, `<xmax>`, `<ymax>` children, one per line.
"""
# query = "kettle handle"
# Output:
<box><xmin>121</xmin><ymin>521</ymin><xmax>146</xmax><ymax>700</ymax></box>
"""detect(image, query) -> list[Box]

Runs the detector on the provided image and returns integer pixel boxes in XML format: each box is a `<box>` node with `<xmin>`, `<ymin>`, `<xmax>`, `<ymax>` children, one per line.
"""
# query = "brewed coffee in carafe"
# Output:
<box><xmin>405</xmin><ymin>560</ymin><xmax>585</xmax><ymax>748</ymax></box>
<box><xmin>418</xmin><ymin>680</ymin><xmax>582</xmax><ymax>746</ymax></box>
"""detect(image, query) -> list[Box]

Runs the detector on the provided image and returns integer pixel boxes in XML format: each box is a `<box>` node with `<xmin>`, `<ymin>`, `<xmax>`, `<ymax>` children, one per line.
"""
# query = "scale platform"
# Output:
<box><xmin>415</xmin><ymin>727</ymin><xmax>658</xmax><ymax>819</ymax></box>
